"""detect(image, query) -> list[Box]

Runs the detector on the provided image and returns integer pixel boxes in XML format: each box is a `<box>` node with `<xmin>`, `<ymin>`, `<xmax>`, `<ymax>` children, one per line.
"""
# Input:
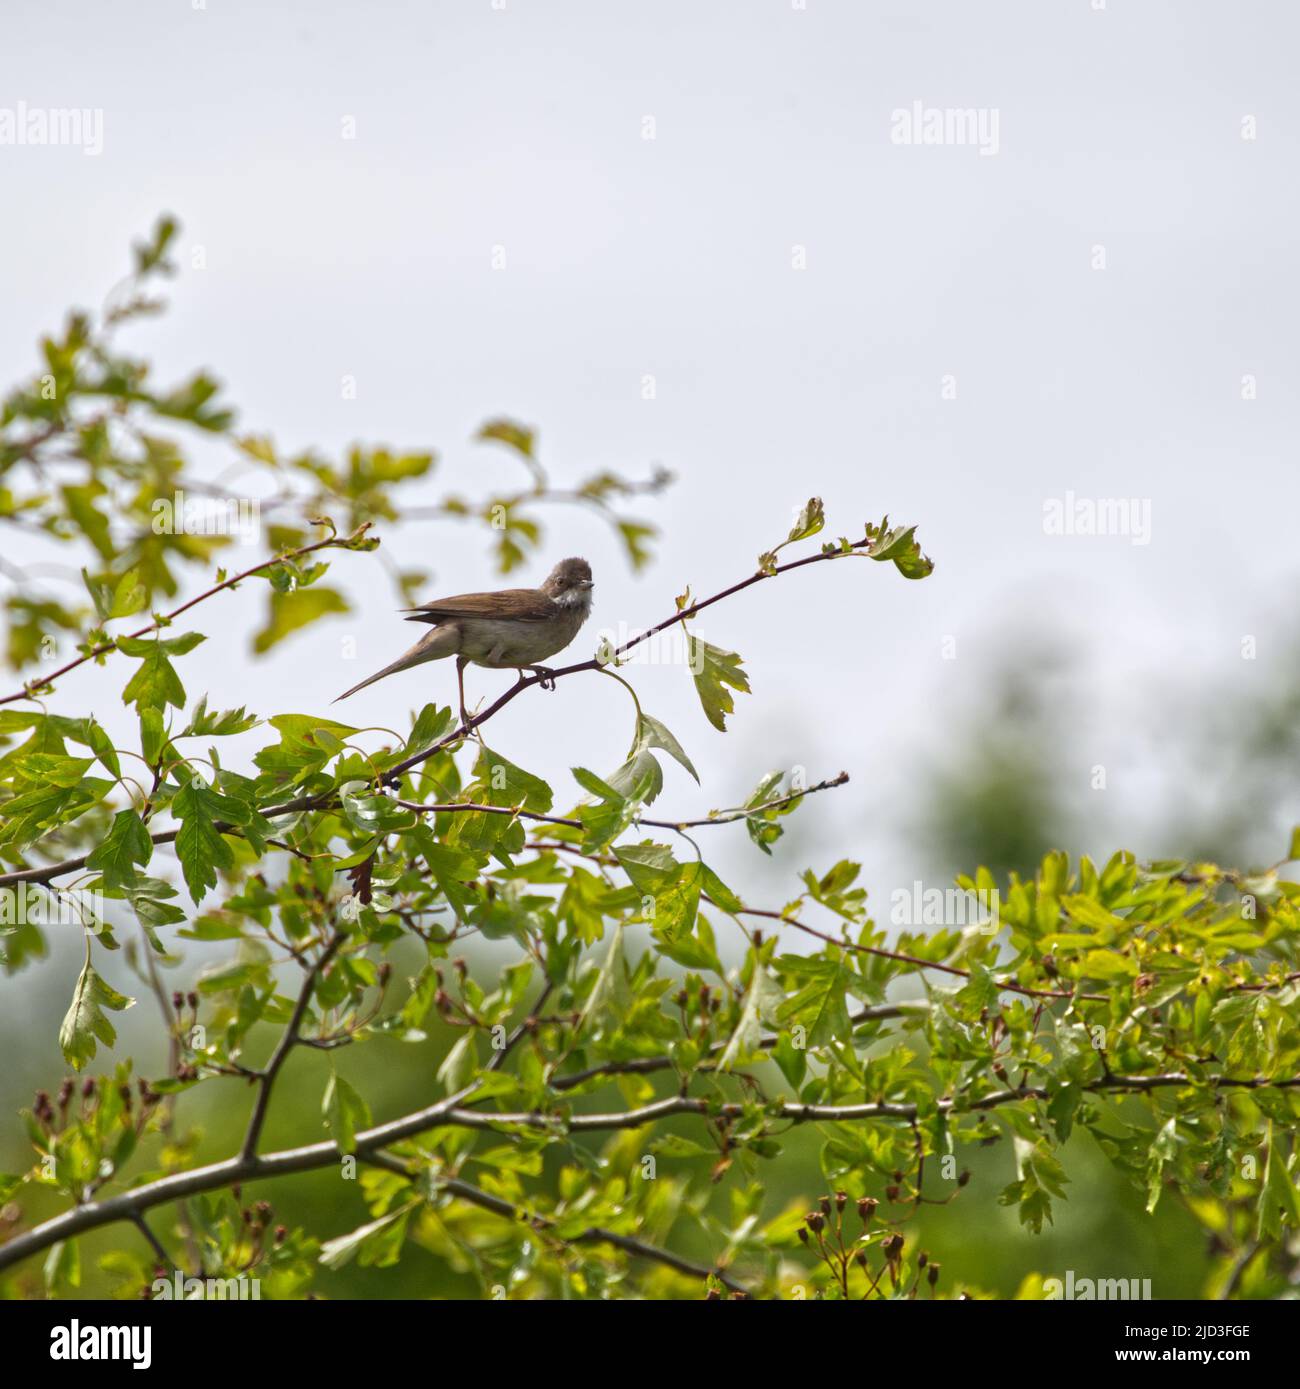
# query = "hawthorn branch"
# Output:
<box><xmin>0</xmin><ymin>788</ymin><xmax>330</xmax><ymax>889</ymax></box>
<box><xmin>394</xmin><ymin>771</ymin><xmax>849</xmax><ymax>833</ymax></box>
<box><xmin>3</xmin><ymin>525</ymin><xmax>872</xmax><ymax>879</ymax></box>
<box><xmin>239</xmin><ymin>932</ymin><xmax>346</xmax><ymax>1163</ymax></box>
<box><xmin>735</xmin><ymin>906</ymin><xmax>1107</xmax><ymax>1004</ymax></box>
<box><xmin>548</xmin><ymin>1001</ymin><xmax>922</xmax><ymax>1091</ymax></box>
<box><xmin>0</xmin><ymin>522</ymin><xmax>373</xmax><ymax>709</ymax></box>
<box><xmin>380</xmin><ymin>536</ymin><xmax>889</xmax><ymax>786</ymax></box>
<box><xmin>364</xmin><ymin>1152</ymin><xmax>748</xmax><ymax>1296</ymax></box>
<box><xmin>4</xmin><ymin>1068</ymin><xmax>1298</xmax><ymax>1275</ymax></box>
<box><xmin>0</xmin><ymin>775</ymin><xmax>849</xmax><ymax>892</ymax></box>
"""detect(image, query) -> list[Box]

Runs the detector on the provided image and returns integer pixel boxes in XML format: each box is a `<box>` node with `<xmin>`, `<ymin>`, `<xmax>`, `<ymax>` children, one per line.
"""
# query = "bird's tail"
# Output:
<box><xmin>333</xmin><ymin>624</ymin><xmax>460</xmax><ymax>702</ymax></box>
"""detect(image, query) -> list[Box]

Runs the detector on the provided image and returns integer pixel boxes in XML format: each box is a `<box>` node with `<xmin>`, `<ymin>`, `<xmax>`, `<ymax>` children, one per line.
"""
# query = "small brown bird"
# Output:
<box><xmin>334</xmin><ymin>557</ymin><xmax>594</xmax><ymax>721</ymax></box>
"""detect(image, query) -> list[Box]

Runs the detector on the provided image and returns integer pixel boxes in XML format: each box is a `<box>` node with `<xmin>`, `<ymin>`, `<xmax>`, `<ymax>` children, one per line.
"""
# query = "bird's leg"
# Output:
<box><xmin>456</xmin><ymin>657</ymin><xmax>483</xmax><ymax>742</ymax></box>
<box><xmin>525</xmin><ymin>664</ymin><xmax>557</xmax><ymax>691</ymax></box>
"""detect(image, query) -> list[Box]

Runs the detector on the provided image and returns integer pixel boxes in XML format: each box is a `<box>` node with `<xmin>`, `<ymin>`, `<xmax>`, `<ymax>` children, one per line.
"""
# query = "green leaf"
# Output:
<box><xmin>772</xmin><ymin>1030</ymin><xmax>807</xmax><ymax>1089</ymax></box>
<box><xmin>649</xmin><ymin>1134</ymin><xmax>715</xmax><ymax>1159</ymax></box>
<box><xmin>864</xmin><ymin>516</ymin><xmax>934</xmax><ymax>580</ymax></box>
<box><xmin>180</xmin><ymin>695</ymin><xmax>260</xmax><ymax>738</ymax></box>
<box><xmin>1258</xmin><ymin>1129</ymin><xmax>1300</xmax><ymax>1240</ymax></box>
<box><xmin>253</xmin><ymin>587</ymin><xmax>348</xmax><ymax>654</ymax></box>
<box><xmin>572</xmin><ymin>766</ymin><xmax>625</xmax><ymax>803</ymax></box>
<box><xmin>616</xmin><ymin>520</ymin><xmax>656</xmax><ymax>571</ymax></box>
<box><xmin>579</xmin><ymin>922</ymin><xmax>630</xmax><ymax>1039</ymax></box>
<box><xmin>648</xmin><ymin>860</ymin><xmax>703</xmax><ymax>940</ymax></box>
<box><xmin>787</xmin><ymin>496</ymin><xmax>825</xmax><ymax>544</ymax></box>
<box><xmin>0</xmin><ymin>779</ymin><xmax>110</xmax><ymax>850</ymax></box>
<box><xmin>437</xmin><ymin>1033</ymin><xmax>478</xmax><ymax>1094</ymax></box>
<box><xmin>108</xmin><ymin>568</ymin><xmax>148</xmax><ymax>620</ymax></box>
<box><xmin>777</xmin><ymin>957</ymin><xmax>853</xmax><ymax>1047</ymax></box>
<box><xmin>718</xmin><ymin>963</ymin><xmax>784</xmax><ymax>1070</ymax></box>
<box><xmin>85</xmin><ymin>719</ymin><xmax>122</xmax><ymax>779</ymax></box>
<box><xmin>59</xmin><ymin>958</ymin><xmax>135</xmax><ymax>1070</ymax></box>
<box><xmin>686</xmin><ymin>636</ymin><xmax>750</xmax><ymax>732</ymax></box>
<box><xmin>613</xmin><ymin>842</ymin><xmax>680</xmax><ymax>897</ymax></box>
<box><xmin>17</xmin><ymin>753</ymin><xmax>94</xmax><ymax>787</ymax></box>
<box><xmin>44</xmin><ymin>1238</ymin><xmax>81</xmax><ymax>1295</ymax></box>
<box><xmin>172</xmin><ymin>777</ymin><xmax>245</xmax><ymax>902</ymax></box>
<box><xmin>120</xmin><ymin>642</ymin><xmax>187</xmax><ymax>713</ymax></box>
<box><xmin>86</xmin><ymin>809</ymin><xmax>153</xmax><ymax>890</ymax></box>
<box><xmin>318</xmin><ymin>1208</ymin><xmax>411</xmax><ymax>1271</ymax></box>
<box><xmin>741</xmin><ymin>770</ymin><xmax>803</xmax><ymax>854</ymax></box>
<box><xmin>476</xmin><ymin>418</ymin><xmax>536</xmax><ymax>460</ymax></box>
<box><xmin>322</xmin><ymin>1070</ymin><xmax>371</xmax><ymax>1154</ymax></box>
<box><xmin>340</xmin><ymin>781</ymin><xmax>418</xmax><ymax>836</ymax></box>
<box><xmin>758</xmin><ymin>497</ymin><xmax>826</xmax><ymax>571</ymax></box>
<box><xmin>1078</xmin><ymin>949</ymin><xmax>1139</xmax><ymax>981</ymax></box>
<box><xmin>471</xmin><ymin>745</ymin><xmax>553</xmax><ymax>813</ymax></box>
<box><xmin>640</xmin><ymin>714</ymin><xmax>698</xmax><ymax>783</ymax></box>
<box><xmin>140</xmin><ymin>708</ymin><xmax>167</xmax><ymax>766</ymax></box>
<box><xmin>1146</xmin><ymin>1117</ymin><xmax>1178</xmax><ymax>1213</ymax></box>
<box><xmin>404</xmin><ymin>704</ymin><xmax>453</xmax><ymax>758</ymax></box>
<box><xmin>117</xmin><ymin>631</ymin><xmax>206</xmax><ymax>657</ymax></box>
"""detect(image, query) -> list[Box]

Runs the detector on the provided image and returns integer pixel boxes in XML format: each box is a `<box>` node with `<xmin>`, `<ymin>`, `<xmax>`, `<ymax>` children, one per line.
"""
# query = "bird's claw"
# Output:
<box><xmin>532</xmin><ymin>666</ymin><xmax>557</xmax><ymax>691</ymax></box>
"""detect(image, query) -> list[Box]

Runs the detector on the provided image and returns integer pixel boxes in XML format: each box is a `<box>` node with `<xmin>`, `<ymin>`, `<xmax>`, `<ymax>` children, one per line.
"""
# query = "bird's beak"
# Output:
<box><xmin>578</xmin><ymin>579</ymin><xmax>594</xmax><ymax>590</ymax></box>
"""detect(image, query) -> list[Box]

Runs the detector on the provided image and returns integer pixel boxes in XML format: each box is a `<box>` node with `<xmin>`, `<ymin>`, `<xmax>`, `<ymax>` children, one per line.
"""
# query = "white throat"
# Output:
<box><xmin>553</xmin><ymin>587</ymin><xmax>593</xmax><ymax>617</ymax></box>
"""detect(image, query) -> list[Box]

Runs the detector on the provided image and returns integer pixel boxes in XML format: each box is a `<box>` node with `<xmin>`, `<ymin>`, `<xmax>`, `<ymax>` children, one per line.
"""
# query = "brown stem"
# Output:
<box><xmin>0</xmin><ymin>522</ymin><xmax>371</xmax><ymax>708</ymax></box>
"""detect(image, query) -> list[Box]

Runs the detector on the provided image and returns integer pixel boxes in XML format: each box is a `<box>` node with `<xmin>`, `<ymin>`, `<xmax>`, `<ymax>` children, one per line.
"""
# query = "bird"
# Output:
<box><xmin>333</xmin><ymin>556</ymin><xmax>595</xmax><ymax>724</ymax></box>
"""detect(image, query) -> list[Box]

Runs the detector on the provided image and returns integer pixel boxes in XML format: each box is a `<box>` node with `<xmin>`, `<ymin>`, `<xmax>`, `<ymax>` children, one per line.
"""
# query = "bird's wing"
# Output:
<box><xmin>403</xmin><ymin>589</ymin><xmax>556</xmax><ymax>623</ymax></box>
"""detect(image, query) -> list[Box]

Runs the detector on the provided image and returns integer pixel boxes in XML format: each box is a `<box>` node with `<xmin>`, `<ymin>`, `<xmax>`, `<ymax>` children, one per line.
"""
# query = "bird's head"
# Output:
<box><xmin>543</xmin><ymin>556</ymin><xmax>594</xmax><ymax>610</ymax></box>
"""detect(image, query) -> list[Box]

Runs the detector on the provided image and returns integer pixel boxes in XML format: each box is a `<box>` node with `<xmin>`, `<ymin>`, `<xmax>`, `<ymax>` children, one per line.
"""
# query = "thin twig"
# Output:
<box><xmin>363</xmin><ymin>1152</ymin><xmax>748</xmax><ymax>1295</ymax></box>
<box><xmin>239</xmin><ymin>933</ymin><xmax>346</xmax><ymax>1163</ymax></box>
<box><xmin>393</xmin><ymin>771</ymin><xmax>848</xmax><ymax>832</ymax></box>
<box><xmin>0</xmin><ymin>523</ymin><xmax>371</xmax><ymax>709</ymax></box>
<box><xmin>131</xmin><ymin>1211</ymin><xmax>169</xmax><ymax>1266</ymax></box>
<box><xmin>0</xmin><ymin>775</ymin><xmax>849</xmax><ymax>891</ymax></box>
